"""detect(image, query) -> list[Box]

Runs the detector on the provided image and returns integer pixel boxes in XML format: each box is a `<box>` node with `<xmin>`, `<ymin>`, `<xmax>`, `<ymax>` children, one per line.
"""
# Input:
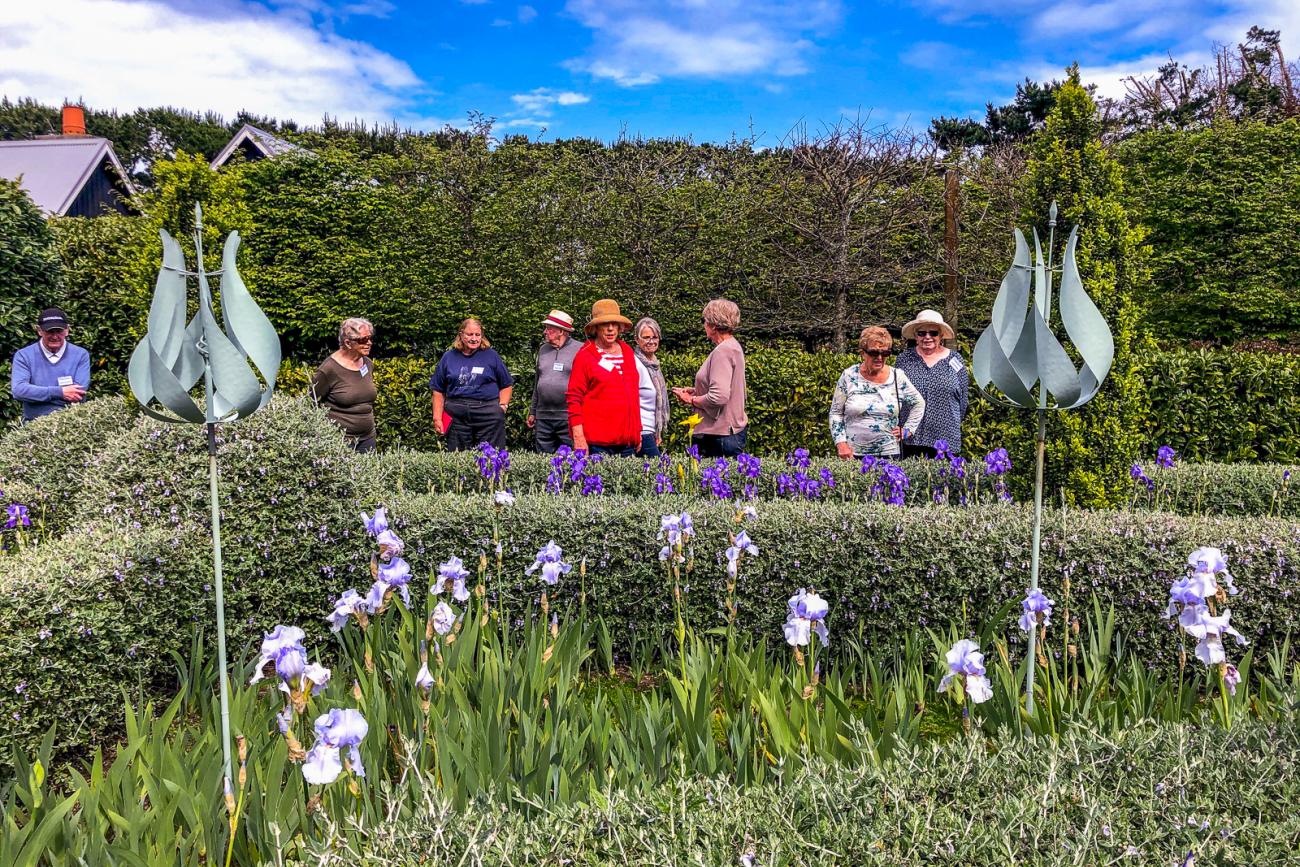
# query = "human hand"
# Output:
<box><xmin>891</xmin><ymin>426</ymin><xmax>904</xmax><ymax>440</ymax></box>
<box><xmin>62</xmin><ymin>385</ymin><xmax>86</xmax><ymax>402</ymax></box>
<box><xmin>526</xmin><ymin>414</ymin><xmax>536</xmax><ymax>429</ymax></box>
<box><xmin>573</xmin><ymin>434</ymin><xmax>588</xmax><ymax>452</ymax></box>
<box><xmin>671</xmin><ymin>387</ymin><xmax>694</xmax><ymax>406</ymax></box>
<box><xmin>835</xmin><ymin>442</ymin><xmax>853</xmax><ymax>460</ymax></box>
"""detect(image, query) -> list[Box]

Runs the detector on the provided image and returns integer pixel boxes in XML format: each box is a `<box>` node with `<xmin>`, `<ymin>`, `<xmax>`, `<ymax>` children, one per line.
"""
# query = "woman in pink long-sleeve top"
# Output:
<box><xmin>671</xmin><ymin>298</ymin><xmax>748</xmax><ymax>457</ymax></box>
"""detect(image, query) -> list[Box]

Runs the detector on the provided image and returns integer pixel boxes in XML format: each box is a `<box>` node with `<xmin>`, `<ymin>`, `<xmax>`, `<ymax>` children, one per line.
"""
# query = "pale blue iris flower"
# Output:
<box><xmin>1017</xmin><ymin>587</ymin><xmax>1054</xmax><ymax>634</ymax></box>
<box><xmin>435</xmin><ymin>556</ymin><xmax>472</xmax><ymax>602</ymax></box>
<box><xmin>526</xmin><ymin>541</ymin><xmax>571</xmax><ymax>585</ymax></box>
<box><xmin>327</xmin><ymin>589</ymin><xmax>369</xmax><ymax>632</ymax></box>
<box><xmin>938</xmin><ymin>639</ymin><xmax>992</xmax><ymax>704</ymax></box>
<box><xmin>249</xmin><ymin>625</ymin><xmax>306</xmax><ymax>685</ymax></box>
<box><xmin>302</xmin><ymin>742</ymin><xmax>344</xmax><ymax>785</ymax></box>
<box><xmin>361</xmin><ymin>508</ymin><xmax>388</xmax><ymax>536</ymax></box>
<box><xmin>432</xmin><ymin>601</ymin><xmax>457</xmax><ymax>636</ymax></box>
<box><xmin>784</xmin><ymin>588</ymin><xmax>829</xmax><ymax>647</ymax></box>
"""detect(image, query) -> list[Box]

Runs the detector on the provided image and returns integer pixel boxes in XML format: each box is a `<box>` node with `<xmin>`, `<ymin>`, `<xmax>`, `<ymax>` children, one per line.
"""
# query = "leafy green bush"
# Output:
<box><xmin>0</xmin><ymin>396</ymin><xmax>138</xmax><ymax>532</ymax></box>
<box><xmin>326</xmin><ymin>719</ymin><xmax>1300</xmax><ymax>866</ymax></box>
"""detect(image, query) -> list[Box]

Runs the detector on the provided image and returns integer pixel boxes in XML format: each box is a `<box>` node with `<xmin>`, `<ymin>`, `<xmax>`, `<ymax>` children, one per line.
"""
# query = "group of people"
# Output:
<box><xmin>4</xmin><ymin>302</ymin><xmax>968</xmax><ymax>463</ymax></box>
<box><xmin>306</xmin><ymin>300</ymin><xmax>970</xmax><ymax>462</ymax></box>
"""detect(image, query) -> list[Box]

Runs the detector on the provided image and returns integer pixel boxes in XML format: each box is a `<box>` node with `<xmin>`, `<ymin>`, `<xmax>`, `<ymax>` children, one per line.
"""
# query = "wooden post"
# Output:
<box><xmin>943</xmin><ymin>167</ymin><xmax>960</xmax><ymax>331</ymax></box>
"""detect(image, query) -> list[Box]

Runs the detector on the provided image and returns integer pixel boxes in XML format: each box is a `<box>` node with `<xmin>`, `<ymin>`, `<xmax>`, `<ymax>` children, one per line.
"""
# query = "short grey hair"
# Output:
<box><xmin>702</xmin><ymin>298</ymin><xmax>740</xmax><ymax>333</ymax></box>
<box><xmin>634</xmin><ymin>317</ymin><xmax>662</xmax><ymax>341</ymax></box>
<box><xmin>338</xmin><ymin>317</ymin><xmax>374</xmax><ymax>347</ymax></box>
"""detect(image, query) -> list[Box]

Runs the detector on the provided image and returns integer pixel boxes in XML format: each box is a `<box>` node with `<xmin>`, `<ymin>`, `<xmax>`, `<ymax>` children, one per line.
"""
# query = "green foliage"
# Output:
<box><xmin>0</xmin><ymin>178</ymin><xmax>62</xmax><ymax>365</ymax></box>
<box><xmin>1121</xmin><ymin>119</ymin><xmax>1300</xmax><ymax>341</ymax></box>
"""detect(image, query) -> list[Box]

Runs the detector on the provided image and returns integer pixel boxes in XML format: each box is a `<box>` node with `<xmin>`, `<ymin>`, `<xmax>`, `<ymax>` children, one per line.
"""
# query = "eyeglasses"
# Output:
<box><xmin>915</xmin><ymin>329</ymin><xmax>941</xmax><ymax>338</ymax></box>
<box><xmin>41</xmin><ymin>327</ymin><xmax>67</xmax><ymax>336</ymax></box>
<box><xmin>638</xmin><ymin>335</ymin><xmax>660</xmax><ymax>343</ymax></box>
<box><xmin>350</xmin><ymin>336</ymin><xmax>373</xmax><ymax>345</ymax></box>
<box><xmin>864</xmin><ymin>349</ymin><xmax>891</xmax><ymax>358</ymax></box>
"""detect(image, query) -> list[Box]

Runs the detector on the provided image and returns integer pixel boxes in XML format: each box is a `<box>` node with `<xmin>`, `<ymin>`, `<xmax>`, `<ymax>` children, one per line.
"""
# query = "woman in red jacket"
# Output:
<box><xmin>566</xmin><ymin>299</ymin><xmax>641</xmax><ymax>457</ymax></box>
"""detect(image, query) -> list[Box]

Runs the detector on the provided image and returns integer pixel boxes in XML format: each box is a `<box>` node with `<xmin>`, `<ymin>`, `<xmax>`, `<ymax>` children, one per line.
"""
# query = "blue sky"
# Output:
<box><xmin>1</xmin><ymin>0</ymin><xmax>1295</xmax><ymax>145</ymax></box>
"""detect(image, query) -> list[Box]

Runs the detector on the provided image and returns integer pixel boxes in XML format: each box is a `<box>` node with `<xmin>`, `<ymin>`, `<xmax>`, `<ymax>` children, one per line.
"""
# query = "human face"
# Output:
<box><xmin>348</xmin><ymin>329</ymin><xmax>373</xmax><ymax>357</ymax></box>
<box><xmin>38</xmin><ymin>326</ymin><xmax>67</xmax><ymax>353</ymax></box>
<box><xmin>915</xmin><ymin>327</ymin><xmax>942</xmax><ymax>352</ymax></box>
<box><xmin>636</xmin><ymin>326</ymin><xmax>660</xmax><ymax>357</ymax></box>
<box><xmin>861</xmin><ymin>344</ymin><xmax>890</xmax><ymax>374</ymax></box>
<box><xmin>543</xmin><ymin>325</ymin><xmax>568</xmax><ymax>348</ymax></box>
<box><xmin>460</xmin><ymin>322</ymin><xmax>483</xmax><ymax>353</ymax></box>
<box><xmin>595</xmin><ymin>322</ymin><xmax>621</xmax><ymax>348</ymax></box>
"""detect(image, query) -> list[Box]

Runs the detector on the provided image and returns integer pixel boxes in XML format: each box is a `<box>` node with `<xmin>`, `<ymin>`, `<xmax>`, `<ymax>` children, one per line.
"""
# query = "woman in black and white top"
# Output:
<box><xmin>894</xmin><ymin>309</ymin><xmax>969</xmax><ymax>458</ymax></box>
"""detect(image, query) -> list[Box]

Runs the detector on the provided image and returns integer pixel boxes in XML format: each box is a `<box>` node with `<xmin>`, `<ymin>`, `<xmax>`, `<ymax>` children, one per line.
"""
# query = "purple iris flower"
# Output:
<box><xmin>818</xmin><ymin>467</ymin><xmax>836</xmax><ymax>489</ymax></box>
<box><xmin>250</xmin><ymin>626</ymin><xmax>306</xmax><ymax>684</ymax></box>
<box><xmin>983</xmin><ymin>448</ymin><xmax>1011</xmax><ymax>476</ymax></box>
<box><xmin>374</xmin><ymin>557</ymin><xmax>413</xmax><ymax>607</ymax></box>
<box><xmin>737</xmin><ymin>453</ymin><xmax>762</xmax><ymax>479</ymax></box>
<box><xmin>415</xmin><ymin>661</ymin><xmax>434</xmax><ymax>691</ymax></box>
<box><xmin>1130</xmin><ymin>463</ymin><xmax>1155</xmax><ymax>491</ymax></box>
<box><xmin>1223</xmin><ymin>664</ymin><xmax>1241</xmax><ymax>696</ymax></box>
<box><xmin>933</xmin><ymin>440</ymin><xmax>952</xmax><ymax>460</ymax></box>
<box><xmin>654</xmin><ymin>472</ymin><xmax>675</xmax><ymax>495</ymax></box>
<box><xmin>581</xmin><ymin>474</ymin><xmax>604</xmax><ymax>496</ymax></box>
<box><xmin>1017</xmin><ymin>587</ymin><xmax>1054</xmax><ymax>633</ymax></box>
<box><xmin>701</xmin><ymin>459</ymin><xmax>733</xmax><ymax>499</ymax></box>
<box><xmin>1156</xmin><ymin>445</ymin><xmax>1177</xmax><ymax>469</ymax></box>
<box><xmin>786</xmin><ymin>448</ymin><xmax>811</xmax><ymax>469</ymax></box>
<box><xmin>685</xmin><ymin>445</ymin><xmax>701</xmax><ymax>462</ymax></box>
<box><xmin>274</xmin><ymin>644</ymin><xmax>307</xmax><ymax>682</ymax></box>
<box><xmin>948</xmin><ymin>456</ymin><xmax>966</xmax><ymax>479</ymax></box>
<box><xmin>375</xmin><ymin>529</ymin><xmax>404</xmax><ymax>559</ymax></box>
<box><xmin>475</xmin><ymin>443</ymin><xmax>511</xmax><ymax>483</ymax></box>
<box><xmin>5</xmin><ymin>504</ymin><xmax>31</xmax><ymax>529</ymax></box>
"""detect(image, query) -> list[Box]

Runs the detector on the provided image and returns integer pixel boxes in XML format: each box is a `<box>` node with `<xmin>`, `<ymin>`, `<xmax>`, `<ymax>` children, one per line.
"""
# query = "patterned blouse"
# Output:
<box><xmin>895</xmin><ymin>347</ymin><xmax>970</xmax><ymax>453</ymax></box>
<box><xmin>829</xmin><ymin>365</ymin><xmax>925</xmax><ymax>457</ymax></box>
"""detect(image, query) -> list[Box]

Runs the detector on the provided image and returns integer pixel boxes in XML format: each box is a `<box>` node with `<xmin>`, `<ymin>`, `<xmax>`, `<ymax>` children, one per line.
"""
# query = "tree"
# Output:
<box><xmin>0</xmin><ymin>178</ymin><xmax>63</xmax><ymax>361</ymax></box>
<box><xmin>772</xmin><ymin>118</ymin><xmax>939</xmax><ymax>351</ymax></box>
<box><xmin>930</xmin><ymin>78</ymin><xmax>1063</xmax><ymax>150</ymax></box>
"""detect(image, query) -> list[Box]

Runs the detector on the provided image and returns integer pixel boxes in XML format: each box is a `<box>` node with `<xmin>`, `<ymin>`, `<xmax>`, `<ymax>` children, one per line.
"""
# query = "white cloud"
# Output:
<box><xmin>492</xmin><ymin>17</ymin><xmax>511</xmax><ymax>26</ymax></box>
<box><xmin>509</xmin><ymin>88</ymin><xmax>591</xmax><ymax>114</ymax></box>
<box><xmin>565</xmin><ymin>0</ymin><xmax>842</xmax><ymax>86</ymax></box>
<box><xmin>0</xmin><ymin>0</ymin><xmax>427</xmax><ymax>126</ymax></box>
<box><xmin>900</xmin><ymin>41</ymin><xmax>966</xmax><ymax>71</ymax></box>
<box><xmin>517</xmin><ymin>4</ymin><xmax>537</xmax><ymax>23</ymax></box>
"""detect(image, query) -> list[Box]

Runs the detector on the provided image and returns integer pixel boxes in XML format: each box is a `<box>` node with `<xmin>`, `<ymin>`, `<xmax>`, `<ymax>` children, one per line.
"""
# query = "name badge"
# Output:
<box><xmin>57</xmin><ymin>375</ymin><xmax>75</xmax><ymax>387</ymax></box>
<box><xmin>948</xmin><ymin>356</ymin><xmax>963</xmax><ymax>373</ymax></box>
<box><xmin>552</xmin><ymin>362</ymin><xmax>565</xmax><ymax>371</ymax></box>
<box><xmin>359</xmin><ymin>364</ymin><xmax>370</xmax><ymax>377</ymax></box>
<box><xmin>471</xmin><ymin>366</ymin><xmax>485</xmax><ymax>375</ymax></box>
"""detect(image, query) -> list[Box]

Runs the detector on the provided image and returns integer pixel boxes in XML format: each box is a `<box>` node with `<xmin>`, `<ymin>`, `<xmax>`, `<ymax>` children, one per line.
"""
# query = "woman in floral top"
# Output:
<box><xmin>830</xmin><ymin>326</ymin><xmax>925</xmax><ymax>458</ymax></box>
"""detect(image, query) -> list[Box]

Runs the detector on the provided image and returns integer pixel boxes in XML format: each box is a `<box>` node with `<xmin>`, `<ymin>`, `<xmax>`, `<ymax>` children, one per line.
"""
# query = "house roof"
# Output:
<box><xmin>0</xmin><ymin>136</ymin><xmax>136</xmax><ymax>216</ymax></box>
<box><xmin>210</xmin><ymin>123</ymin><xmax>303</xmax><ymax>168</ymax></box>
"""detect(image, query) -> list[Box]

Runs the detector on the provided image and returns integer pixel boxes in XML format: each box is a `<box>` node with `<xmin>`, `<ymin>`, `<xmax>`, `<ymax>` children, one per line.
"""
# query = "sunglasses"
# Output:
<box><xmin>350</xmin><ymin>336</ymin><xmax>373</xmax><ymax>345</ymax></box>
<box><xmin>915</xmin><ymin>329</ymin><xmax>941</xmax><ymax>338</ymax></box>
<box><xmin>863</xmin><ymin>349</ymin><xmax>891</xmax><ymax>359</ymax></box>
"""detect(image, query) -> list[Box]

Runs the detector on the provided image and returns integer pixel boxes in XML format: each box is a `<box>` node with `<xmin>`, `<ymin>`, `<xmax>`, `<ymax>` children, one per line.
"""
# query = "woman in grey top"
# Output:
<box><xmin>895</xmin><ymin>309</ymin><xmax>969</xmax><ymax>458</ymax></box>
<box><xmin>632</xmin><ymin>316</ymin><xmax>669</xmax><ymax>457</ymax></box>
<box><xmin>310</xmin><ymin>317</ymin><xmax>378</xmax><ymax>453</ymax></box>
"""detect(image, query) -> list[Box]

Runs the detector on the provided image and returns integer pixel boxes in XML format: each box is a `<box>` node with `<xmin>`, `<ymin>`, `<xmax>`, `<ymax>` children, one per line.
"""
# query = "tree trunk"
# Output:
<box><xmin>943</xmin><ymin>167</ymin><xmax>960</xmax><ymax>332</ymax></box>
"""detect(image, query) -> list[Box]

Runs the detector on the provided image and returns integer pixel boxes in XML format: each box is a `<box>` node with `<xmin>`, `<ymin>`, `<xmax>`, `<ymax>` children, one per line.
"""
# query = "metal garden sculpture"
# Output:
<box><xmin>128</xmin><ymin>204</ymin><xmax>280</xmax><ymax>785</ymax></box>
<box><xmin>972</xmin><ymin>201</ymin><xmax>1114</xmax><ymax>714</ymax></box>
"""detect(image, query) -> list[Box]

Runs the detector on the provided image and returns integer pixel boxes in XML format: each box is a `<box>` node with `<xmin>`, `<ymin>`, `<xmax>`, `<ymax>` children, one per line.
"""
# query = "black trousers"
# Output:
<box><xmin>692</xmin><ymin>428</ymin><xmax>748</xmax><ymax>458</ymax></box>
<box><xmin>446</xmin><ymin>398</ymin><xmax>507</xmax><ymax>451</ymax></box>
<box><xmin>533</xmin><ymin>416</ymin><xmax>572</xmax><ymax>453</ymax></box>
<box><xmin>901</xmin><ymin>443</ymin><xmax>938</xmax><ymax>460</ymax></box>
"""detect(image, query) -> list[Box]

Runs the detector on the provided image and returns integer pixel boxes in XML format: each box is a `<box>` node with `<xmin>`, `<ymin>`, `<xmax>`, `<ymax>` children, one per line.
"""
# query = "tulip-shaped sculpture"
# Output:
<box><xmin>128</xmin><ymin>204</ymin><xmax>280</xmax><ymax>786</ymax></box>
<box><xmin>972</xmin><ymin>201</ymin><xmax>1113</xmax><ymax>714</ymax></box>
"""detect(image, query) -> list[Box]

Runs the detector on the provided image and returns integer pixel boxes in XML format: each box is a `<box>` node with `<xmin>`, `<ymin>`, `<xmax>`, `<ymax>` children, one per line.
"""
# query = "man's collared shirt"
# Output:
<box><xmin>39</xmin><ymin>342</ymin><xmax>67</xmax><ymax>364</ymax></box>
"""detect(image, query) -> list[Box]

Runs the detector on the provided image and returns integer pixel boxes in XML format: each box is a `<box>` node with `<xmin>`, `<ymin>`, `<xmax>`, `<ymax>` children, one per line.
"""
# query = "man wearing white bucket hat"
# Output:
<box><xmin>528</xmin><ymin>309</ymin><xmax>581</xmax><ymax>452</ymax></box>
<box><xmin>895</xmin><ymin>309</ymin><xmax>970</xmax><ymax>458</ymax></box>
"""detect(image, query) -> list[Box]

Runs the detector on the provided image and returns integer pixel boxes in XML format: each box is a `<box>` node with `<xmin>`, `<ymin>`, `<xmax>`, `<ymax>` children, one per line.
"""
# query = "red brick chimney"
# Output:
<box><xmin>61</xmin><ymin>105</ymin><xmax>87</xmax><ymax>136</ymax></box>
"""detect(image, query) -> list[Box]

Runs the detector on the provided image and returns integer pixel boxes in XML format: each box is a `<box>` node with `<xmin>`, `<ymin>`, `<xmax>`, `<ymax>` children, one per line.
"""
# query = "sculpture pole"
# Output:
<box><xmin>972</xmin><ymin>201</ymin><xmax>1113</xmax><ymax>717</ymax></box>
<box><xmin>129</xmin><ymin>204</ymin><xmax>280</xmax><ymax>789</ymax></box>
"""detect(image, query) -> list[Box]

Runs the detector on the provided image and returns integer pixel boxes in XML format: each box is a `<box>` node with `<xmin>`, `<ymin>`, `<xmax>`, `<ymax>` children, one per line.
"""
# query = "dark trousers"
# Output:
<box><xmin>901</xmin><ymin>443</ymin><xmax>938</xmax><ymax>460</ymax></box>
<box><xmin>348</xmin><ymin>435</ymin><xmax>377</xmax><ymax>454</ymax></box>
<box><xmin>590</xmin><ymin>442</ymin><xmax>636</xmax><ymax>457</ymax></box>
<box><xmin>692</xmin><ymin>428</ymin><xmax>748</xmax><ymax>458</ymax></box>
<box><xmin>637</xmin><ymin>432</ymin><xmax>660</xmax><ymax>458</ymax></box>
<box><xmin>533</xmin><ymin>416</ymin><xmax>572</xmax><ymax>453</ymax></box>
<box><xmin>446</xmin><ymin>399</ymin><xmax>506</xmax><ymax>451</ymax></box>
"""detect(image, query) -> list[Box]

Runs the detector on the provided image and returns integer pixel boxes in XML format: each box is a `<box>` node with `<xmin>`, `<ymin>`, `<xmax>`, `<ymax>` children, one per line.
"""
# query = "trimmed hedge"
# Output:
<box><xmin>4</xmin><ymin>486</ymin><xmax>1300</xmax><ymax>760</ymax></box>
<box><xmin>321</xmin><ymin>719</ymin><xmax>1300</xmax><ymax>865</ymax></box>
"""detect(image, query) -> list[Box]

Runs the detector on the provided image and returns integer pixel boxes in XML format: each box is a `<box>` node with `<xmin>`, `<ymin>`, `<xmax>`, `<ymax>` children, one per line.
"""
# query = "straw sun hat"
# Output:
<box><xmin>584</xmin><ymin>299</ymin><xmax>633</xmax><ymax>336</ymax></box>
<box><xmin>901</xmin><ymin>309</ymin><xmax>955</xmax><ymax>341</ymax></box>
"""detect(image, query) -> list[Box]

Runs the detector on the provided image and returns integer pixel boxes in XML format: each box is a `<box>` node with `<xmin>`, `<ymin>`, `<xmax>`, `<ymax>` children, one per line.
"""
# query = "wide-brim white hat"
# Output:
<box><xmin>901</xmin><ymin>309</ymin><xmax>954</xmax><ymax>340</ymax></box>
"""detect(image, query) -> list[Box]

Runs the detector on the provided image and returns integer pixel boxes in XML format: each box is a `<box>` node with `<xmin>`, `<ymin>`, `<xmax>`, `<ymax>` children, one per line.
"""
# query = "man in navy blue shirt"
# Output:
<box><xmin>10</xmin><ymin>307</ymin><xmax>91</xmax><ymax>422</ymax></box>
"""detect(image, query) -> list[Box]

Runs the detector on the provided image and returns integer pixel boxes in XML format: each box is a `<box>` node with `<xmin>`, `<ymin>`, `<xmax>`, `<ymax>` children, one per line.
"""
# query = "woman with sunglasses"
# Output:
<box><xmin>311</xmin><ymin>317</ymin><xmax>379</xmax><ymax>453</ymax></box>
<box><xmin>895</xmin><ymin>309</ymin><xmax>968</xmax><ymax>459</ymax></box>
<box><xmin>830</xmin><ymin>326</ymin><xmax>925</xmax><ymax>459</ymax></box>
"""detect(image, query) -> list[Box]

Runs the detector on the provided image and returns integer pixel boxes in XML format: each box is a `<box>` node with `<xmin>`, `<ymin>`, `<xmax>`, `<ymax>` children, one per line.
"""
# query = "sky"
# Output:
<box><xmin>1</xmin><ymin>0</ymin><xmax>1296</xmax><ymax>145</ymax></box>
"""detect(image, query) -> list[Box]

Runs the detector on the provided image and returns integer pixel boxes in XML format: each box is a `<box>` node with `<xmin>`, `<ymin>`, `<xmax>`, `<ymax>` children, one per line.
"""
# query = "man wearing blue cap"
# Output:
<box><xmin>10</xmin><ymin>307</ymin><xmax>91</xmax><ymax>422</ymax></box>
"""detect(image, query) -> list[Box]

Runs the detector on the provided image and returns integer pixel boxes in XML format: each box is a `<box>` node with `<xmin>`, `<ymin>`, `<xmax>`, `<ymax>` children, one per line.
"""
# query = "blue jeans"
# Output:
<box><xmin>692</xmin><ymin>428</ymin><xmax>748</xmax><ymax>458</ymax></box>
<box><xmin>637</xmin><ymin>433</ymin><xmax>660</xmax><ymax>457</ymax></box>
<box><xmin>589</xmin><ymin>443</ymin><xmax>636</xmax><ymax>458</ymax></box>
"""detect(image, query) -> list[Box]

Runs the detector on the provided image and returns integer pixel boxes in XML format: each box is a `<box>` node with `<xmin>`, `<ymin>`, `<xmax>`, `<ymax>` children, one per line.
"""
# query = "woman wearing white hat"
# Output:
<box><xmin>895</xmin><ymin>309</ymin><xmax>969</xmax><ymax>458</ymax></box>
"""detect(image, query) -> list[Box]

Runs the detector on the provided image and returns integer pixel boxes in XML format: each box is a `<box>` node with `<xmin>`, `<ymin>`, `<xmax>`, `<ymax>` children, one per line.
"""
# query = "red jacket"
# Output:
<box><xmin>566</xmin><ymin>341</ymin><xmax>641</xmax><ymax>447</ymax></box>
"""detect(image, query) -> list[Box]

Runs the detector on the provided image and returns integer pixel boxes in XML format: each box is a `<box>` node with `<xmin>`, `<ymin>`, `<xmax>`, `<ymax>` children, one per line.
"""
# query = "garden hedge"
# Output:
<box><xmin>321</xmin><ymin>719</ymin><xmax>1300</xmax><ymax>865</ymax></box>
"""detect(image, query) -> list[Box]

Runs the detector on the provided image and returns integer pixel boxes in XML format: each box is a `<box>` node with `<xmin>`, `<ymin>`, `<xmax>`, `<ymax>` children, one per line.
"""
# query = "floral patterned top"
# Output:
<box><xmin>828</xmin><ymin>365</ymin><xmax>925</xmax><ymax>457</ymax></box>
<box><xmin>895</xmin><ymin>347</ymin><xmax>970</xmax><ymax>453</ymax></box>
